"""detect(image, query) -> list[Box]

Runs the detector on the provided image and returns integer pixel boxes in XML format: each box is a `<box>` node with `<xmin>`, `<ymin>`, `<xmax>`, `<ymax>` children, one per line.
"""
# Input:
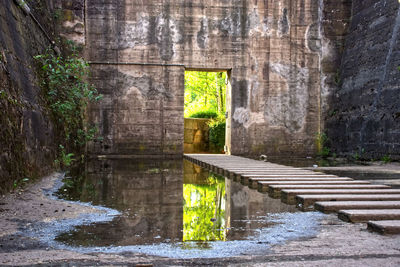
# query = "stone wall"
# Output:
<box><xmin>184</xmin><ymin>118</ymin><xmax>210</xmax><ymax>153</ymax></box>
<box><xmin>86</xmin><ymin>0</ymin><xmax>343</xmax><ymax>158</ymax></box>
<box><xmin>0</xmin><ymin>0</ymin><xmax>58</xmax><ymax>193</ymax></box>
<box><xmin>326</xmin><ymin>0</ymin><xmax>400</xmax><ymax>160</ymax></box>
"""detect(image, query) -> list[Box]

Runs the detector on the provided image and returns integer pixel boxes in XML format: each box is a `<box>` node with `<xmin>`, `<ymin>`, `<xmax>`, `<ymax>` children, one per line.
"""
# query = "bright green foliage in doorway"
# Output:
<box><xmin>184</xmin><ymin>71</ymin><xmax>227</xmax><ymax>118</ymax></box>
<box><xmin>184</xmin><ymin>71</ymin><xmax>227</xmax><ymax>152</ymax></box>
<box><xmin>183</xmin><ymin>174</ymin><xmax>226</xmax><ymax>242</ymax></box>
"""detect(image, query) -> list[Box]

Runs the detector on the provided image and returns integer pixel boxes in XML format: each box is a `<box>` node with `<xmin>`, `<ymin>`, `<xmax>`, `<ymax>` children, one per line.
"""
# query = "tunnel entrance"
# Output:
<box><xmin>183</xmin><ymin>70</ymin><xmax>231</xmax><ymax>154</ymax></box>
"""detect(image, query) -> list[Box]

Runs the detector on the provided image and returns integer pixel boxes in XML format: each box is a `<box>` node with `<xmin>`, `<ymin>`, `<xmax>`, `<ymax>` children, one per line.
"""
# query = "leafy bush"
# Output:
<box><xmin>188</xmin><ymin>110</ymin><xmax>218</xmax><ymax>119</ymax></box>
<box><xmin>34</xmin><ymin>45</ymin><xmax>101</xmax><ymax>167</ymax></box>
<box><xmin>208</xmin><ymin>118</ymin><xmax>226</xmax><ymax>152</ymax></box>
<box><xmin>316</xmin><ymin>132</ymin><xmax>330</xmax><ymax>158</ymax></box>
<box><xmin>382</xmin><ymin>155</ymin><xmax>392</xmax><ymax>163</ymax></box>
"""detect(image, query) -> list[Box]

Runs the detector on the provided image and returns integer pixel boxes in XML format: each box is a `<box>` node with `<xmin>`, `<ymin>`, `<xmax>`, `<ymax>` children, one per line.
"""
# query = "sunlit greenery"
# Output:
<box><xmin>183</xmin><ymin>174</ymin><xmax>226</xmax><ymax>242</ymax></box>
<box><xmin>185</xmin><ymin>71</ymin><xmax>227</xmax><ymax>152</ymax></box>
<box><xmin>184</xmin><ymin>71</ymin><xmax>227</xmax><ymax>118</ymax></box>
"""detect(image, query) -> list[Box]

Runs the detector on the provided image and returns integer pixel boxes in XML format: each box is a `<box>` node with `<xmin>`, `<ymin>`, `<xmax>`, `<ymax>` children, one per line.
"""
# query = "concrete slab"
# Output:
<box><xmin>230</xmin><ymin>172</ymin><xmax>329</xmax><ymax>181</ymax></box>
<box><xmin>297</xmin><ymin>195</ymin><xmax>400</xmax><ymax>211</ymax></box>
<box><xmin>268</xmin><ymin>184</ymin><xmax>390</xmax><ymax>198</ymax></box>
<box><xmin>315</xmin><ymin>201</ymin><xmax>400</xmax><ymax>213</ymax></box>
<box><xmin>307</xmin><ymin>164</ymin><xmax>400</xmax><ymax>181</ymax></box>
<box><xmin>367</xmin><ymin>220</ymin><xmax>400</xmax><ymax>234</ymax></box>
<box><xmin>231</xmin><ymin>172</ymin><xmax>327</xmax><ymax>180</ymax></box>
<box><xmin>224</xmin><ymin>169</ymin><xmax>312</xmax><ymax>178</ymax></box>
<box><xmin>222</xmin><ymin>167</ymin><xmax>302</xmax><ymax>170</ymax></box>
<box><xmin>246</xmin><ymin>177</ymin><xmax>351</xmax><ymax>188</ymax></box>
<box><xmin>281</xmin><ymin>189</ymin><xmax>400</xmax><ymax>204</ymax></box>
<box><xmin>338</xmin><ymin>209</ymin><xmax>400</xmax><ymax>223</ymax></box>
<box><xmin>258</xmin><ymin>180</ymin><xmax>370</xmax><ymax>193</ymax></box>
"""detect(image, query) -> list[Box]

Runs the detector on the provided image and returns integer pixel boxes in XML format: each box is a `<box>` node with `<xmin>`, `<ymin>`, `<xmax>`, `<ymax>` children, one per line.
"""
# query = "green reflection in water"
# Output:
<box><xmin>183</xmin><ymin>174</ymin><xmax>226</xmax><ymax>242</ymax></box>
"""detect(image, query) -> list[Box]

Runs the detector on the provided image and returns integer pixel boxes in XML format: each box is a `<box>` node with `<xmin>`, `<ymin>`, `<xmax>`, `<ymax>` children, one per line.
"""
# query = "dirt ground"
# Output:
<box><xmin>1</xmin><ymin>172</ymin><xmax>400</xmax><ymax>266</ymax></box>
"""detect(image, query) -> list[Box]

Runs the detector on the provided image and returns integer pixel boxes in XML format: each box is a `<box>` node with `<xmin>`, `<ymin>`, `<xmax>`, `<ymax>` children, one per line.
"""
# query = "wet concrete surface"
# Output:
<box><xmin>1</xmin><ymin>159</ymin><xmax>400</xmax><ymax>266</ymax></box>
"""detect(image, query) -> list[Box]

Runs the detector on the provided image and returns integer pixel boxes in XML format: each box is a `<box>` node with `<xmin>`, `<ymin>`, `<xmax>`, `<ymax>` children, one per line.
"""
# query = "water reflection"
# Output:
<box><xmin>183</xmin><ymin>174</ymin><xmax>226</xmax><ymax>242</ymax></box>
<box><xmin>56</xmin><ymin>159</ymin><xmax>183</xmax><ymax>246</ymax></box>
<box><xmin>55</xmin><ymin>159</ymin><xmax>297</xmax><ymax>248</ymax></box>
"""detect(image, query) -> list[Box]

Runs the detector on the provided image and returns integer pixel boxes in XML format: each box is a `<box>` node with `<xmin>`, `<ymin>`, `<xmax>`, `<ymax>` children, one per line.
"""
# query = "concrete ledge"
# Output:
<box><xmin>281</xmin><ymin>189</ymin><xmax>400</xmax><ymax>205</ymax></box>
<box><xmin>268</xmin><ymin>184</ymin><xmax>390</xmax><ymax>198</ymax></box>
<box><xmin>338</xmin><ymin>209</ymin><xmax>400</xmax><ymax>223</ymax></box>
<box><xmin>246</xmin><ymin>177</ymin><xmax>351</xmax><ymax>188</ymax></box>
<box><xmin>367</xmin><ymin>220</ymin><xmax>400</xmax><ymax>234</ymax></box>
<box><xmin>297</xmin><ymin>194</ymin><xmax>400</xmax><ymax>211</ymax></box>
<box><xmin>232</xmin><ymin>172</ymin><xmax>328</xmax><ymax>182</ymax></box>
<box><xmin>258</xmin><ymin>180</ymin><xmax>370</xmax><ymax>193</ymax></box>
<box><xmin>315</xmin><ymin>201</ymin><xmax>400</xmax><ymax>213</ymax></box>
<box><xmin>91</xmin><ymin>154</ymin><xmax>184</xmax><ymax>159</ymax></box>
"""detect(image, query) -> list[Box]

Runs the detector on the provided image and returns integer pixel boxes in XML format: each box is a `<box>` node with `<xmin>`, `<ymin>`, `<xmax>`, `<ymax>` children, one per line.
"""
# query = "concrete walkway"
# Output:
<box><xmin>184</xmin><ymin>154</ymin><xmax>400</xmax><ymax>234</ymax></box>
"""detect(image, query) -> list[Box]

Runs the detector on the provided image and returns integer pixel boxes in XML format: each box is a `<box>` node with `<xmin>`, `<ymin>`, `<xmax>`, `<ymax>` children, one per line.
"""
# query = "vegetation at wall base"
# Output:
<box><xmin>208</xmin><ymin>118</ymin><xmax>226</xmax><ymax>153</ymax></box>
<box><xmin>382</xmin><ymin>155</ymin><xmax>392</xmax><ymax>164</ymax></box>
<box><xmin>316</xmin><ymin>132</ymin><xmax>331</xmax><ymax>158</ymax></box>
<box><xmin>34</xmin><ymin>44</ymin><xmax>101</xmax><ymax>169</ymax></box>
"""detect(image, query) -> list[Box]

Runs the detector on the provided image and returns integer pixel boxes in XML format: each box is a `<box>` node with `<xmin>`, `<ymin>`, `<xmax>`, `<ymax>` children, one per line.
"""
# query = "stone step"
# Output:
<box><xmin>315</xmin><ymin>201</ymin><xmax>400</xmax><ymax>213</ymax></box>
<box><xmin>221</xmin><ymin>167</ymin><xmax>302</xmax><ymax>170</ymax></box>
<box><xmin>281</xmin><ymin>189</ymin><xmax>400</xmax><ymax>204</ymax></box>
<box><xmin>246</xmin><ymin>177</ymin><xmax>351</xmax><ymax>188</ymax></box>
<box><xmin>258</xmin><ymin>180</ymin><xmax>370</xmax><ymax>193</ymax></box>
<box><xmin>268</xmin><ymin>184</ymin><xmax>389</xmax><ymax>198</ymax></box>
<box><xmin>367</xmin><ymin>220</ymin><xmax>400</xmax><ymax>234</ymax></box>
<box><xmin>230</xmin><ymin>172</ymin><xmax>329</xmax><ymax>181</ymax></box>
<box><xmin>235</xmin><ymin>172</ymin><xmax>331</xmax><ymax>175</ymax></box>
<box><xmin>297</xmin><ymin>194</ymin><xmax>400</xmax><ymax>211</ymax></box>
<box><xmin>222</xmin><ymin>168</ymin><xmax>304</xmax><ymax>175</ymax></box>
<box><xmin>338</xmin><ymin>209</ymin><xmax>400</xmax><ymax>223</ymax></box>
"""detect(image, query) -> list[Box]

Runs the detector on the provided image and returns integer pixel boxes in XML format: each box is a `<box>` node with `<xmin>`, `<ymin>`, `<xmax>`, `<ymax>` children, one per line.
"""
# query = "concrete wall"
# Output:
<box><xmin>0</xmin><ymin>0</ymin><xmax>58</xmax><ymax>193</ymax></box>
<box><xmin>326</xmin><ymin>0</ymin><xmax>400</xmax><ymax>160</ymax></box>
<box><xmin>86</xmin><ymin>0</ymin><xmax>344</xmax><ymax>158</ymax></box>
<box><xmin>184</xmin><ymin>118</ymin><xmax>210</xmax><ymax>153</ymax></box>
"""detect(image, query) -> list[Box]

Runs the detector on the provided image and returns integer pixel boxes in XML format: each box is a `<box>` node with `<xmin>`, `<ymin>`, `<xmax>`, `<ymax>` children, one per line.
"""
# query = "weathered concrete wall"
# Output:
<box><xmin>54</xmin><ymin>0</ymin><xmax>85</xmax><ymax>45</ymax></box>
<box><xmin>0</xmin><ymin>0</ymin><xmax>58</xmax><ymax>193</ymax></box>
<box><xmin>184</xmin><ymin>118</ymin><xmax>209</xmax><ymax>153</ymax></box>
<box><xmin>326</xmin><ymin>0</ymin><xmax>400</xmax><ymax>160</ymax></box>
<box><xmin>86</xmin><ymin>0</ymin><xmax>343</xmax><ymax>158</ymax></box>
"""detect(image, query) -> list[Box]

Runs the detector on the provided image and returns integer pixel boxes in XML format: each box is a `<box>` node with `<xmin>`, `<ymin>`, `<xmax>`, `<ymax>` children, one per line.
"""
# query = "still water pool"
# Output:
<box><xmin>51</xmin><ymin>159</ymin><xmax>325</xmax><ymax>258</ymax></box>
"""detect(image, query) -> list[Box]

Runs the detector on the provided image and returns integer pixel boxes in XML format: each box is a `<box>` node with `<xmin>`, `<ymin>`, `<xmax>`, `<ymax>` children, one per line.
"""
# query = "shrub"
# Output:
<box><xmin>188</xmin><ymin>110</ymin><xmax>218</xmax><ymax>119</ymax></box>
<box><xmin>34</xmin><ymin>45</ymin><xmax>101</xmax><ymax>167</ymax></box>
<box><xmin>208</xmin><ymin>118</ymin><xmax>225</xmax><ymax>152</ymax></box>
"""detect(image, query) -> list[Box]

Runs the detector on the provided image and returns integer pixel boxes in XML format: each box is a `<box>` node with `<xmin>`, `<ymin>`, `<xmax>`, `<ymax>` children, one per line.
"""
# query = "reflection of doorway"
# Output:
<box><xmin>183</xmin><ymin>70</ymin><xmax>231</xmax><ymax>154</ymax></box>
<box><xmin>183</xmin><ymin>160</ymin><xmax>226</xmax><ymax>243</ymax></box>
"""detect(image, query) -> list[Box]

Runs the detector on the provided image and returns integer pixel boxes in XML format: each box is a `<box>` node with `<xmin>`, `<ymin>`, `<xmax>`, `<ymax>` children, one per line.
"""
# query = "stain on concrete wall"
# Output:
<box><xmin>54</xmin><ymin>0</ymin><xmax>85</xmax><ymax>45</ymax></box>
<box><xmin>85</xmin><ymin>0</ymin><xmax>351</xmax><ymax>158</ymax></box>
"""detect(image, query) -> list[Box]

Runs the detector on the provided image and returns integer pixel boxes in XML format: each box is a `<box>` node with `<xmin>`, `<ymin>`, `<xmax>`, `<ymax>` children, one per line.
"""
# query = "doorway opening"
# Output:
<box><xmin>183</xmin><ymin>70</ymin><xmax>231</xmax><ymax>154</ymax></box>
